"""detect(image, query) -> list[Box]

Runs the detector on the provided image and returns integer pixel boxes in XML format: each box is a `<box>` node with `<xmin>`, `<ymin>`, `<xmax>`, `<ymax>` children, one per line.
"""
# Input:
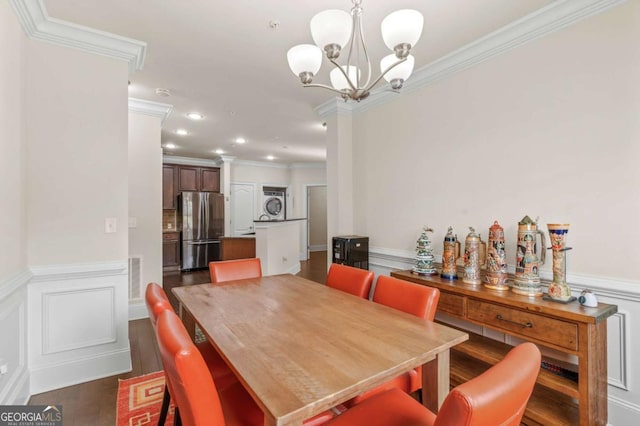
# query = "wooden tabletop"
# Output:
<box><xmin>172</xmin><ymin>274</ymin><xmax>468</xmax><ymax>426</ymax></box>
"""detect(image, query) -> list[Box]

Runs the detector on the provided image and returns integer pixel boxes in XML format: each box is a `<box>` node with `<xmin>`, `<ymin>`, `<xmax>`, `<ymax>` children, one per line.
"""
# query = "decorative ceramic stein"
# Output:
<box><xmin>412</xmin><ymin>226</ymin><xmax>437</xmax><ymax>276</ymax></box>
<box><xmin>513</xmin><ymin>215</ymin><xmax>546</xmax><ymax>296</ymax></box>
<box><xmin>485</xmin><ymin>220</ymin><xmax>509</xmax><ymax>291</ymax></box>
<box><xmin>547</xmin><ymin>224</ymin><xmax>573</xmax><ymax>302</ymax></box>
<box><xmin>441</xmin><ymin>227</ymin><xmax>459</xmax><ymax>280</ymax></box>
<box><xmin>463</xmin><ymin>227</ymin><xmax>482</xmax><ymax>285</ymax></box>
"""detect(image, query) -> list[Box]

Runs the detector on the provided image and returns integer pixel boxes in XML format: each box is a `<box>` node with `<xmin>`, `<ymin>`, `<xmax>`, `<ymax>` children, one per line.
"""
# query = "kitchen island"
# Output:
<box><xmin>254</xmin><ymin>218</ymin><xmax>306</xmax><ymax>276</ymax></box>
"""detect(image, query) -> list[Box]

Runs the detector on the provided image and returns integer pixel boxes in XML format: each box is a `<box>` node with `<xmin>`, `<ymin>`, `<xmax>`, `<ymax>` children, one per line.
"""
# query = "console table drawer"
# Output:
<box><xmin>467</xmin><ymin>299</ymin><xmax>578</xmax><ymax>351</ymax></box>
<box><xmin>439</xmin><ymin>292</ymin><xmax>466</xmax><ymax>317</ymax></box>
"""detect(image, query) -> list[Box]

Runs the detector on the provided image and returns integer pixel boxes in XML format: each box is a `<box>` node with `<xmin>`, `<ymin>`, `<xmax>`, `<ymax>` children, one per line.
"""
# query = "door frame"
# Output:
<box><xmin>302</xmin><ymin>184</ymin><xmax>327</xmax><ymax>260</ymax></box>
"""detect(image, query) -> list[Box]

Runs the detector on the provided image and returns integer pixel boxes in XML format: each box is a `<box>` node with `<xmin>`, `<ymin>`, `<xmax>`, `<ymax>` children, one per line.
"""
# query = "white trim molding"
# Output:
<box><xmin>162</xmin><ymin>155</ymin><xmax>220</xmax><ymax>168</ymax></box>
<box><xmin>316</xmin><ymin>0</ymin><xmax>628</xmax><ymax>116</ymax></box>
<box><xmin>29</xmin><ymin>260</ymin><xmax>128</xmax><ymax>282</ymax></box>
<box><xmin>0</xmin><ymin>269</ymin><xmax>32</xmax><ymax>301</ymax></box>
<box><xmin>128</xmin><ymin>98</ymin><xmax>173</xmax><ymax>123</ymax></box>
<box><xmin>9</xmin><ymin>0</ymin><xmax>146</xmax><ymax>73</ymax></box>
<box><xmin>129</xmin><ymin>300</ymin><xmax>148</xmax><ymax>321</ymax></box>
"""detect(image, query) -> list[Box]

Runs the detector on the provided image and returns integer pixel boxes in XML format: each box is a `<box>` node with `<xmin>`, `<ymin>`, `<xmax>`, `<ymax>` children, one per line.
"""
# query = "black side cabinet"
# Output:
<box><xmin>332</xmin><ymin>236</ymin><xmax>369</xmax><ymax>270</ymax></box>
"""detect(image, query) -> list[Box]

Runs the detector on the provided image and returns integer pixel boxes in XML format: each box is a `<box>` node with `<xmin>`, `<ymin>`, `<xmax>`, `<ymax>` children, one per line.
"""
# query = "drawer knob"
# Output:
<box><xmin>496</xmin><ymin>314</ymin><xmax>533</xmax><ymax>328</ymax></box>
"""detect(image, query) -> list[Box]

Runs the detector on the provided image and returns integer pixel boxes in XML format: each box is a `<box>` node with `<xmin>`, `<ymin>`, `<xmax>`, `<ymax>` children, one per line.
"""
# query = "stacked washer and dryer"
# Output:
<box><xmin>262</xmin><ymin>186</ymin><xmax>286</xmax><ymax>220</ymax></box>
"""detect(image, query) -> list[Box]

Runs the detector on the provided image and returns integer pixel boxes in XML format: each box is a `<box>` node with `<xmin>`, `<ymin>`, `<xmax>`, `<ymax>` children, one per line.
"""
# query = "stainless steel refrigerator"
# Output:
<box><xmin>178</xmin><ymin>191</ymin><xmax>224</xmax><ymax>270</ymax></box>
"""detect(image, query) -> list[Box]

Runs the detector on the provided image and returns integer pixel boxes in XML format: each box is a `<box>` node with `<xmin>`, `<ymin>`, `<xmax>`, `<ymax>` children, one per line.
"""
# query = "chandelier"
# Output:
<box><xmin>287</xmin><ymin>0</ymin><xmax>423</xmax><ymax>102</ymax></box>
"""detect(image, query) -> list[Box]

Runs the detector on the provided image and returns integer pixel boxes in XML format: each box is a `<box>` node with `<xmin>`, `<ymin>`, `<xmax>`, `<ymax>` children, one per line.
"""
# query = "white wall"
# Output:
<box><xmin>345</xmin><ymin>2</ymin><xmax>639</xmax><ymax>423</ymax></box>
<box><xmin>0</xmin><ymin>1</ymin><xmax>29</xmax><ymax>405</ymax></box>
<box><xmin>25</xmin><ymin>43</ymin><xmax>129</xmax><ymax>265</ymax></box>
<box><xmin>128</xmin><ymin>112</ymin><xmax>163</xmax><ymax>311</ymax></box>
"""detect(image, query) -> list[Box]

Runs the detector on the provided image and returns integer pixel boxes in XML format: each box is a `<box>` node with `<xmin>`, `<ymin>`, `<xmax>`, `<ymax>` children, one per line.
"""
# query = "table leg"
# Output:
<box><xmin>178</xmin><ymin>304</ymin><xmax>196</xmax><ymax>342</ymax></box>
<box><xmin>422</xmin><ymin>349</ymin><xmax>450</xmax><ymax>413</ymax></box>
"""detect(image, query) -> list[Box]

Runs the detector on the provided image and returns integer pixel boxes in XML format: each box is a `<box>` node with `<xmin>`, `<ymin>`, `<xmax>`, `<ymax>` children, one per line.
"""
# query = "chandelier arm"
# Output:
<box><xmin>328</xmin><ymin>57</ymin><xmax>359</xmax><ymax>92</ymax></box>
<box><xmin>345</xmin><ymin>4</ymin><xmax>359</xmax><ymax>76</ymax></box>
<box><xmin>302</xmin><ymin>83</ymin><xmax>349</xmax><ymax>95</ymax></box>
<box><xmin>357</xmin><ymin>11</ymin><xmax>372</xmax><ymax>88</ymax></box>
<box><xmin>364</xmin><ymin>57</ymin><xmax>407</xmax><ymax>93</ymax></box>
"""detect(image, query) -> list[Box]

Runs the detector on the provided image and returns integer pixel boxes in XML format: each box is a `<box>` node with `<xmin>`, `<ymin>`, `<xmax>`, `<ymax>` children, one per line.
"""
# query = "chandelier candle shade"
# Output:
<box><xmin>287</xmin><ymin>0</ymin><xmax>423</xmax><ymax>101</ymax></box>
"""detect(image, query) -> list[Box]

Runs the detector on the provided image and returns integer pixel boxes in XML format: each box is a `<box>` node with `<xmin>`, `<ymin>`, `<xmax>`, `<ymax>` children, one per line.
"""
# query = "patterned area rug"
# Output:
<box><xmin>116</xmin><ymin>371</ymin><xmax>174</xmax><ymax>426</ymax></box>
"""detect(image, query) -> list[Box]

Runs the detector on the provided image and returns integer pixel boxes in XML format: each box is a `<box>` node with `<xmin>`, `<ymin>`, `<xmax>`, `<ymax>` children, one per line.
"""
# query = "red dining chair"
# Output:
<box><xmin>209</xmin><ymin>258</ymin><xmax>262</xmax><ymax>283</ymax></box>
<box><xmin>156</xmin><ymin>309</ymin><xmax>335</xmax><ymax>426</ymax></box>
<box><xmin>326</xmin><ymin>263</ymin><xmax>374</xmax><ymax>299</ymax></box>
<box><xmin>325</xmin><ymin>342</ymin><xmax>541</xmax><ymax>426</ymax></box>
<box><xmin>347</xmin><ymin>275</ymin><xmax>440</xmax><ymax>406</ymax></box>
<box><xmin>145</xmin><ymin>282</ymin><xmax>238</xmax><ymax>425</ymax></box>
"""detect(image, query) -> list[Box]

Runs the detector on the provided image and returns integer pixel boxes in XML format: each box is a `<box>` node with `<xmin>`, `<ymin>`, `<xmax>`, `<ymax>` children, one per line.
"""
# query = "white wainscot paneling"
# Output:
<box><xmin>28</xmin><ymin>261</ymin><xmax>132</xmax><ymax>394</ymax></box>
<box><xmin>0</xmin><ymin>272</ymin><xmax>30</xmax><ymax>405</ymax></box>
<box><xmin>368</xmin><ymin>246</ymin><xmax>640</xmax><ymax>426</ymax></box>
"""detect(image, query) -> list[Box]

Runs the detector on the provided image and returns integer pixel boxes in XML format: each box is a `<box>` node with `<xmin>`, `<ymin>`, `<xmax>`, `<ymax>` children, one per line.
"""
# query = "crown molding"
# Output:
<box><xmin>233</xmin><ymin>159</ymin><xmax>290</xmax><ymax>169</ymax></box>
<box><xmin>316</xmin><ymin>0</ymin><xmax>627</xmax><ymax>116</ymax></box>
<box><xmin>162</xmin><ymin>155</ymin><xmax>219</xmax><ymax>167</ymax></box>
<box><xmin>128</xmin><ymin>98</ymin><xmax>173</xmax><ymax>123</ymax></box>
<box><xmin>290</xmin><ymin>162</ymin><xmax>326</xmax><ymax>170</ymax></box>
<box><xmin>218</xmin><ymin>155</ymin><xmax>236</xmax><ymax>164</ymax></box>
<box><xmin>9</xmin><ymin>0</ymin><xmax>146</xmax><ymax>73</ymax></box>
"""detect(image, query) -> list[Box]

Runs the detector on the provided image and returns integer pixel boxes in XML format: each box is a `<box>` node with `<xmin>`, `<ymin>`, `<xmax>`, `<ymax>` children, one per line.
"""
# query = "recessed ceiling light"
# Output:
<box><xmin>235</xmin><ymin>137</ymin><xmax>246</xmax><ymax>144</ymax></box>
<box><xmin>176</xmin><ymin>129</ymin><xmax>189</xmax><ymax>136</ymax></box>
<box><xmin>155</xmin><ymin>88</ymin><xmax>171</xmax><ymax>97</ymax></box>
<box><xmin>187</xmin><ymin>112</ymin><xmax>204</xmax><ymax>120</ymax></box>
<box><xmin>164</xmin><ymin>143</ymin><xmax>176</xmax><ymax>149</ymax></box>
<box><xmin>266</xmin><ymin>155</ymin><xmax>275</xmax><ymax>161</ymax></box>
<box><xmin>215</xmin><ymin>149</ymin><xmax>224</xmax><ymax>154</ymax></box>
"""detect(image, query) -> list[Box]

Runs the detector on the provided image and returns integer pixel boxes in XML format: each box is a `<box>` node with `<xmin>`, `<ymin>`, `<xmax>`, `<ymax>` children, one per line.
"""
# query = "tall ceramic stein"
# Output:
<box><xmin>463</xmin><ymin>227</ymin><xmax>482</xmax><ymax>285</ymax></box>
<box><xmin>485</xmin><ymin>220</ymin><xmax>508</xmax><ymax>291</ymax></box>
<box><xmin>441</xmin><ymin>227</ymin><xmax>459</xmax><ymax>280</ymax></box>
<box><xmin>513</xmin><ymin>215</ymin><xmax>546</xmax><ymax>296</ymax></box>
<box><xmin>547</xmin><ymin>224</ymin><xmax>573</xmax><ymax>301</ymax></box>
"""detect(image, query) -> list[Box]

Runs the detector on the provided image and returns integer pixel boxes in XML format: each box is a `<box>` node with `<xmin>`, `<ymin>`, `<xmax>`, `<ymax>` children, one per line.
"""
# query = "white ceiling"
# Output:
<box><xmin>45</xmin><ymin>0</ymin><xmax>553</xmax><ymax>164</ymax></box>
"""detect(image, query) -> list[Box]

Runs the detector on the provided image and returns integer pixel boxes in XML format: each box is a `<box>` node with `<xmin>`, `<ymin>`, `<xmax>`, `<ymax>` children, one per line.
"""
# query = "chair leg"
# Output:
<box><xmin>158</xmin><ymin>385</ymin><xmax>170</xmax><ymax>426</ymax></box>
<box><xmin>173</xmin><ymin>407</ymin><xmax>182</xmax><ymax>426</ymax></box>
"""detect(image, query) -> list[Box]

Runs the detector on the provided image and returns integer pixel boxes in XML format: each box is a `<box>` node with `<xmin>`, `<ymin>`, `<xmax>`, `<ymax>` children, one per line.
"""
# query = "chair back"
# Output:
<box><xmin>372</xmin><ymin>275</ymin><xmax>440</xmax><ymax>320</ymax></box>
<box><xmin>209</xmin><ymin>258</ymin><xmax>262</xmax><ymax>283</ymax></box>
<box><xmin>435</xmin><ymin>342</ymin><xmax>541</xmax><ymax>426</ymax></box>
<box><xmin>157</xmin><ymin>309</ymin><xmax>226</xmax><ymax>426</ymax></box>
<box><xmin>145</xmin><ymin>282</ymin><xmax>173</xmax><ymax>329</ymax></box>
<box><xmin>326</xmin><ymin>263</ymin><xmax>374</xmax><ymax>299</ymax></box>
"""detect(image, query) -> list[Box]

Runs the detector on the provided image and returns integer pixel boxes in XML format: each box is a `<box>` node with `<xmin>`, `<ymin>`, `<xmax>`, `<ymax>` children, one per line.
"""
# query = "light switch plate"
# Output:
<box><xmin>105</xmin><ymin>217</ymin><xmax>117</xmax><ymax>233</ymax></box>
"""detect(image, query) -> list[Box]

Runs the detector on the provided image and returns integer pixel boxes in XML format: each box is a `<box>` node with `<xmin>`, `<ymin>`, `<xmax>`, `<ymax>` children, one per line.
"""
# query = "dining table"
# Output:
<box><xmin>172</xmin><ymin>274</ymin><xmax>468</xmax><ymax>426</ymax></box>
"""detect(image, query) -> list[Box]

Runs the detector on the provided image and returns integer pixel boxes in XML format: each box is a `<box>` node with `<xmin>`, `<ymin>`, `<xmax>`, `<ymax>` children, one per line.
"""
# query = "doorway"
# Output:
<box><xmin>305</xmin><ymin>185</ymin><xmax>327</xmax><ymax>258</ymax></box>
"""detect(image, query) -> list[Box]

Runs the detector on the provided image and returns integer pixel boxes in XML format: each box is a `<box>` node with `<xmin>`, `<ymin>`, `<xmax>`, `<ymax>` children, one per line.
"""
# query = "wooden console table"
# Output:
<box><xmin>391</xmin><ymin>270</ymin><xmax>617</xmax><ymax>426</ymax></box>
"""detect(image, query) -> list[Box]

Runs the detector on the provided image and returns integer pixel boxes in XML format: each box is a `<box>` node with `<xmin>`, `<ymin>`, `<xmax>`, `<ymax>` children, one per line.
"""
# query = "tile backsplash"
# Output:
<box><xmin>163</xmin><ymin>210</ymin><xmax>177</xmax><ymax>231</ymax></box>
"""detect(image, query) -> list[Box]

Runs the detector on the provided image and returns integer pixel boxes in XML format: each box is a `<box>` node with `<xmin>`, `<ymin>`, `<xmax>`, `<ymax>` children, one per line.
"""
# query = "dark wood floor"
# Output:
<box><xmin>28</xmin><ymin>251</ymin><xmax>327</xmax><ymax>424</ymax></box>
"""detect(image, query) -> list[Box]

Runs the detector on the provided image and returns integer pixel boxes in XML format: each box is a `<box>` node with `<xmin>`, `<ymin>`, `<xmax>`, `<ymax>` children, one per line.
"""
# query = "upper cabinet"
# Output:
<box><xmin>164</xmin><ymin>164</ymin><xmax>221</xmax><ymax>210</ymax></box>
<box><xmin>163</xmin><ymin>165</ymin><xmax>177</xmax><ymax>209</ymax></box>
<box><xmin>178</xmin><ymin>166</ymin><xmax>220</xmax><ymax>192</ymax></box>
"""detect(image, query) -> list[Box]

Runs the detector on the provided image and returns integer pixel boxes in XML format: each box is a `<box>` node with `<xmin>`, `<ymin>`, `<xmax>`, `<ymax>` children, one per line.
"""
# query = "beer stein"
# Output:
<box><xmin>547</xmin><ymin>224</ymin><xmax>573</xmax><ymax>302</ymax></box>
<box><xmin>441</xmin><ymin>227</ymin><xmax>459</xmax><ymax>280</ymax></box>
<box><xmin>513</xmin><ymin>215</ymin><xmax>546</xmax><ymax>296</ymax></box>
<box><xmin>462</xmin><ymin>227</ymin><xmax>482</xmax><ymax>285</ymax></box>
<box><xmin>485</xmin><ymin>220</ymin><xmax>509</xmax><ymax>291</ymax></box>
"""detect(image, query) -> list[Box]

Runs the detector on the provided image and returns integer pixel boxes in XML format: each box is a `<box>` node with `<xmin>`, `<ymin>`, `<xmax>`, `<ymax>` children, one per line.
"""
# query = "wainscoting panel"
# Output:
<box><xmin>0</xmin><ymin>271</ymin><xmax>29</xmax><ymax>405</ymax></box>
<box><xmin>28</xmin><ymin>261</ymin><xmax>131</xmax><ymax>394</ymax></box>
<box><xmin>369</xmin><ymin>246</ymin><xmax>640</xmax><ymax>426</ymax></box>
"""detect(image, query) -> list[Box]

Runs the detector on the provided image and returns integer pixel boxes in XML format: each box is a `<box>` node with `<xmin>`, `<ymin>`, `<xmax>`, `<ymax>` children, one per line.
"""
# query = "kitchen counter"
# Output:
<box><xmin>253</xmin><ymin>218</ymin><xmax>307</xmax><ymax>223</ymax></box>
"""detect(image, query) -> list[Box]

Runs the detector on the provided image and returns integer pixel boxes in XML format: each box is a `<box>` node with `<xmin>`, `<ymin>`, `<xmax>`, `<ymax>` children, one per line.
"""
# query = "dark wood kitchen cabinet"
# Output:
<box><xmin>178</xmin><ymin>166</ymin><xmax>220</xmax><ymax>192</ymax></box>
<box><xmin>163</xmin><ymin>232</ymin><xmax>180</xmax><ymax>271</ymax></box>
<box><xmin>162</xmin><ymin>165</ymin><xmax>177</xmax><ymax>209</ymax></box>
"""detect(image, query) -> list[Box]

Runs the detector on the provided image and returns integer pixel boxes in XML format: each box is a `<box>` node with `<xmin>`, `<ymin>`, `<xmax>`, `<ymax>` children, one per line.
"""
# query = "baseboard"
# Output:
<box><xmin>608</xmin><ymin>394</ymin><xmax>640</xmax><ymax>426</ymax></box>
<box><xmin>129</xmin><ymin>300</ymin><xmax>148</xmax><ymax>321</ymax></box>
<box><xmin>0</xmin><ymin>364</ymin><xmax>29</xmax><ymax>405</ymax></box>
<box><xmin>309</xmin><ymin>245</ymin><xmax>327</xmax><ymax>252</ymax></box>
<box><xmin>286</xmin><ymin>262</ymin><xmax>301</xmax><ymax>276</ymax></box>
<box><xmin>30</xmin><ymin>347</ymin><xmax>132</xmax><ymax>395</ymax></box>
